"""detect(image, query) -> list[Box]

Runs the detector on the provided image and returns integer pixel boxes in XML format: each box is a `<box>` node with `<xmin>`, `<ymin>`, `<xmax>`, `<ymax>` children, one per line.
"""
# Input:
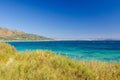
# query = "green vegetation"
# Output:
<box><xmin>0</xmin><ymin>27</ymin><xmax>52</xmax><ymax>40</ymax></box>
<box><xmin>0</xmin><ymin>43</ymin><xmax>120</xmax><ymax>80</ymax></box>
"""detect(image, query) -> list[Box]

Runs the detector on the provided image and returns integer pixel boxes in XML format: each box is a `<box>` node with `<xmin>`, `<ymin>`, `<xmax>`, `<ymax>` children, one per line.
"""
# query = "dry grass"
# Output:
<box><xmin>0</xmin><ymin>43</ymin><xmax>120</xmax><ymax>80</ymax></box>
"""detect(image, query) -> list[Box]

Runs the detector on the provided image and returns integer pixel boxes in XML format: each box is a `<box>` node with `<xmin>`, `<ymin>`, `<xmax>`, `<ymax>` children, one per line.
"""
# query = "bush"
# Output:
<box><xmin>0</xmin><ymin>43</ymin><xmax>119</xmax><ymax>80</ymax></box>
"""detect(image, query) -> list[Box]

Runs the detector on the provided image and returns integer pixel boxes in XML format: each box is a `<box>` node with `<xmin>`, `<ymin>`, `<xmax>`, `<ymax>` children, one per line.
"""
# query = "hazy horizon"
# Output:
<box><xmin>0</xmin><ymin>0</ymin><xmax>120</xmax><ymax>39</ymax></box>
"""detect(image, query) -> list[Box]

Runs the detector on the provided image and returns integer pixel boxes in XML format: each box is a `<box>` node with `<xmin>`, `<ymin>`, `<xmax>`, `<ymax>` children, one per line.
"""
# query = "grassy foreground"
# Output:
<box><xmin>0</xmin><ymin>43</ymin><xmax>120</xmax><ymax>80</ymax></box>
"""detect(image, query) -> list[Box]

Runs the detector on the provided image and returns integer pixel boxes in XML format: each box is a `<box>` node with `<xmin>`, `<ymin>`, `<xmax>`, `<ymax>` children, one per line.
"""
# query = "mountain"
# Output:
<box><xmin>0</xmin><ymin>27</ymin><xmax>52</xmax><ymax>40</ymax></box>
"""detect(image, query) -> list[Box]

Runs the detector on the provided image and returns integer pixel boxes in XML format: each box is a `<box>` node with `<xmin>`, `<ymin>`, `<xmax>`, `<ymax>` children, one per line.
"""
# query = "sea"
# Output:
<box><xmin>7</xmin><ymin>40</ymin><xmax>120</xmax><ymax>62</ymax></box>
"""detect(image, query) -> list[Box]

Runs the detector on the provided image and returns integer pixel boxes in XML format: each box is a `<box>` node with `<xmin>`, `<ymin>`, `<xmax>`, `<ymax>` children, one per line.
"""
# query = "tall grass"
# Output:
<box><xmin>0</xmin><ymin>43</ymin><xmax>120</xmax><ymax>80</ymax></box>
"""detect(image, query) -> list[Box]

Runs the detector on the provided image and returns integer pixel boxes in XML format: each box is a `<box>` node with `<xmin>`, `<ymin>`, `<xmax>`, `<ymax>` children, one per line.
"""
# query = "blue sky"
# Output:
<box><xmin>0</xmin><ymin>0</ymin><xmax>120</xmax><ymax>39</ymax></box>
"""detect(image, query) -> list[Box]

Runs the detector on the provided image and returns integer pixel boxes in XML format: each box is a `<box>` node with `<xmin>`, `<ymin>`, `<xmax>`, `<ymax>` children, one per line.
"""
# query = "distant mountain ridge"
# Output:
<box><xmin>0</xmin><ymin>27</ymin><xmax>52</xmax><ymax>40</ymax></box>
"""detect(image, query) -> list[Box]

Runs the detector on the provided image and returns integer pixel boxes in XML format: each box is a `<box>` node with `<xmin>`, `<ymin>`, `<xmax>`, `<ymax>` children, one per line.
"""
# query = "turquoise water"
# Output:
<box><xmin>8</xmin><ymin>41</ymin><xmax>120</xmax><ymax>62</ymax></box>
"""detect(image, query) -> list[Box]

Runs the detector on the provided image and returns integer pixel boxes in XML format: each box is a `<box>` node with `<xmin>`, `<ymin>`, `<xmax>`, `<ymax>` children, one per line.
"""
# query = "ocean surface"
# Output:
<box><xmin>7</xmin><ymin>41</ymin><xmax>120</xmax><ymax>62</ymax></box>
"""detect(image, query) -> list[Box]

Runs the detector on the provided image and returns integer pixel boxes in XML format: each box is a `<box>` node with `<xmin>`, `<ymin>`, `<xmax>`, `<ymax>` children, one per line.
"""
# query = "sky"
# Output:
<box><xmin>0</xmin><ymin>0</ymin><xmax>120</xmax><ymax>39</ymax></box>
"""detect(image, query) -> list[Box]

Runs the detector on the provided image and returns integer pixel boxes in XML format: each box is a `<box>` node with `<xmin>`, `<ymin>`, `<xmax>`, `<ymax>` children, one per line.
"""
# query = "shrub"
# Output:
<box><xmin>0</xmin><ymin>43</ymin><xmax>119</xmax><ymax>80</ymax></box>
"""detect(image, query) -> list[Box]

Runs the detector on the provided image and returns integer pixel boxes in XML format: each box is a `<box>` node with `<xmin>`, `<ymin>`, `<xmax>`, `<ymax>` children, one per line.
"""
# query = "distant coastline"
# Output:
<box><xmin>0</xmin><ymin>39</ymin><xmax>54</xmax><ymax>42</ymax></box>
<box><xmin>1</xmin><ymin>39</ymin><xmax>120</xmax><ymax>43</ymax></box>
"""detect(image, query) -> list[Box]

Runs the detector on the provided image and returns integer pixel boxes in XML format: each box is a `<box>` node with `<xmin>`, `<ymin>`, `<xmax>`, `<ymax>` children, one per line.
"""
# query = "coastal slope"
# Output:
<box><xmin>0</xmin><ymin>43</ymin><xmax>120</xmax><ymax>80</ymax></box>
<box><xmin>0</xmin><ymin>27</ymin><xmax>52</xmax><ymax>40</ymax></box>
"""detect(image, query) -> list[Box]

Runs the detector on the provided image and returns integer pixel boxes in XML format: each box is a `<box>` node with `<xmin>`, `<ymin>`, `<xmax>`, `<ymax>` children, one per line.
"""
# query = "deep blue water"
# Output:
<box><xmin>7</xmin><ymin>41</ymin><xmax>120</xmax><ymax>62</ymax></box>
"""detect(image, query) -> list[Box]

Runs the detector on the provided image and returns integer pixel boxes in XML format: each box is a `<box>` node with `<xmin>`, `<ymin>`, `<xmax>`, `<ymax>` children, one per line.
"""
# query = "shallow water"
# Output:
<box><xmin>8</xmin><ymin>41</ymin><xmax>120</xmax><ymax>62</ymax></box>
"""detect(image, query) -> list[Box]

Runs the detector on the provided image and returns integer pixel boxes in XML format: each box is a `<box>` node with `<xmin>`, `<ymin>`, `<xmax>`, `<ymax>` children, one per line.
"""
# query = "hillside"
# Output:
<box><xmin>0</xmin><ymin>43</ymin><xmax>120</xmax><ymax>80</ymax></box>
<box><xmin>0</xmin><ymin>27</ymin><xmax>52</xmax><ymax>40</ymax></box>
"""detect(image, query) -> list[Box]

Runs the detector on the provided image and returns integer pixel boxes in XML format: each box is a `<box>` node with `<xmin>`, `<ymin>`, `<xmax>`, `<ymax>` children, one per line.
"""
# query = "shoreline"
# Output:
<box><xmin>1</xmin><ymin>39</ymin><xmax>120</xmax><ymax>42</ymax></box>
